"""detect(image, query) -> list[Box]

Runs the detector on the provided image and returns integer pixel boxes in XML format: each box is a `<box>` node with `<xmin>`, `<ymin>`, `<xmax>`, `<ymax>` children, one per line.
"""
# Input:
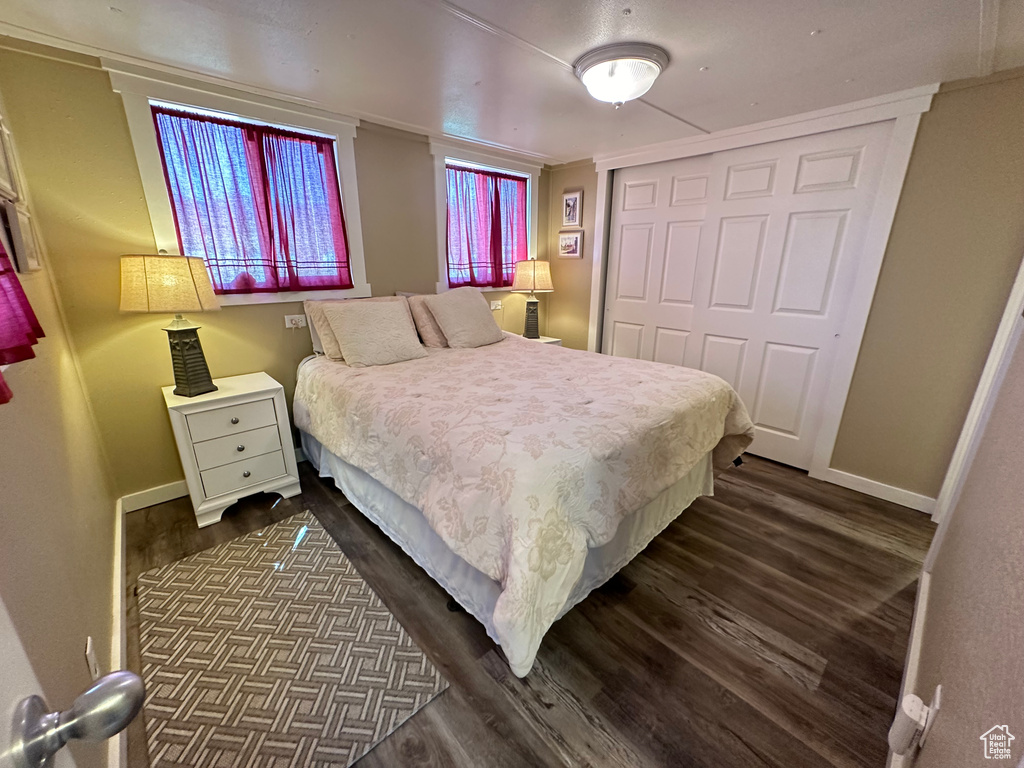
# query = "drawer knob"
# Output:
<box><xmin>230</xmin><ymin>417</ymin><xmax>240</xmax><ymax>425</ymax></box>
<box><xmin>243</xmin><ymin>470</ymin><xmax>251</xmax><ymax>478</ymax></box>
<box><xmin>237</xmin><ymin>445</ymin><xmax>245</xmax><ymax>452</ymax></box>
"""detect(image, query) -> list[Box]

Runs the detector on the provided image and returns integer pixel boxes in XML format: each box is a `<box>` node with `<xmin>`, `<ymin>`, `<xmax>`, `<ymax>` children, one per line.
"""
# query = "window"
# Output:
<box><xmin>445</xmin><ymin>162</ymin><xmax>528</xmax><ymax>288</ymax></box>
<box><xmin>429</xmin><ymin>140</ymin><xmax>540</xmax><ymax>293</ymax></box>
<box><xmin>151</xmin><ymin>105</ymin><xmax>352</xmax><ymax>295</ymax></box>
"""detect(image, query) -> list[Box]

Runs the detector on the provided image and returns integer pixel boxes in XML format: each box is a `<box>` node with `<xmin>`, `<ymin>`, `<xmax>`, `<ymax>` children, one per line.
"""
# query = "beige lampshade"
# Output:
<box><xmin>511</xmin><ymin>259</ymin><xmax>554</xmax><ymax>293</ymax></box>
<box><xmin>119</xmin><ymin>255</ymin><xmax>220</xmax><ymax>314</ymax></box>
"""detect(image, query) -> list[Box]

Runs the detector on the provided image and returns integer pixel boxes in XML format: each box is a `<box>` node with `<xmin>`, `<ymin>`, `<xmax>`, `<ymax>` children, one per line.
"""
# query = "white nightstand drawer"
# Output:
<box><xmin>186</xmin><ymin>398</ymin><xmax>277</xmax><ymax>442</ymax></box>
<box><xmin>194</xmin><ymin>424</ymin><xmax>282</xmax><ymax>471</ymax></box>
<box><xmin>200</xmin><ymin>450</ymin><xmax>286</xmax><ymax>499</ymax></box>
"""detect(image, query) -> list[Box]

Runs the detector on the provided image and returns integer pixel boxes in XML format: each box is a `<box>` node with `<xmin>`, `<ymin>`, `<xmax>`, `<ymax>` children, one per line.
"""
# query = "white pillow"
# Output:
<box><xmin>305</xmin><ymin>297</ymin><xmax>404</xmax><ymax>361</ymax></box>
<box><xmin>322</xmin><ymin>298</ymin><xmax>427</xmax><ymax>367</ymax></box>
<box><xmin>408</xmin><ymin>295</ymin><xmax>448</xmax><ymax>348</ymax></box>
<box><xmin>423</xmin><ymin>287</ymin><xmax>503</xmax><ymax>349</ymax></box>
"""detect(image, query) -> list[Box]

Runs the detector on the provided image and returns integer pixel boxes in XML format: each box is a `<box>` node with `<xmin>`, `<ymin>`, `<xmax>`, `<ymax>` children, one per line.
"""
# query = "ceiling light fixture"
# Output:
<box><xmin>573</xmin><ymin>43</ymin><xmax>669</xmax><ymax>108</ymax></box>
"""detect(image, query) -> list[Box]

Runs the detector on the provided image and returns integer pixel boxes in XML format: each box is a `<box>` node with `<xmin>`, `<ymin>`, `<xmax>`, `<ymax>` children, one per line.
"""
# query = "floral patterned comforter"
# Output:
<box><xmin>293</xmin><ymin>333</ymin><xmax>754</xmax><ymax>675</ymax></box>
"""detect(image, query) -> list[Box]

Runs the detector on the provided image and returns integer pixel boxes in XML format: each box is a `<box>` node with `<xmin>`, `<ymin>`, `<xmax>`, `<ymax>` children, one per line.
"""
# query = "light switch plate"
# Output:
<box><xmin>490</xmin><ymin>300</ymin><xmax>502</xmax><ymax>310</ymax></box>
<box><xmin>284</xmin><ymin>314</ymin><xmax>308</xmax><ymax>329</ymax></box>
<box><xmin>85</xmin><ymin>636</ymin><xmax>100</xmax><ymax>680</ymax></box>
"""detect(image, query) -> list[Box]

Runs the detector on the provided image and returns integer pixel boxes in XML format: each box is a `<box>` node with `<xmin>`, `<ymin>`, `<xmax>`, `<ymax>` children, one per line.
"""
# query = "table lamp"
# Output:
<box><xmin>120</xmin><ymin>255</ymin><xmax>221</xmax><ymax>397</ymax></box>
<box><xmin>511</xmin><ymin>259</ymin><xmax>554</xmax><ymax>339</ymax></box>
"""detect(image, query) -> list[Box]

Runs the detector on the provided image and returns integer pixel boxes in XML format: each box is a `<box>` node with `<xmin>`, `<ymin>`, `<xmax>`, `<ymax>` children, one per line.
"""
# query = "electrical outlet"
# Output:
<box><xmin>490</xmin><ymin>300</ymin><xmax>503</xmax><ymax>311</ymax></box>
<box><xmin>85</xmin><ymin>636</ymin><xmax>100</xmax><ymax>680</ymax></box>
<box><xmin>284</xmin><ymin>314</ymin><xmax>308</xmax><ymax>329</ymax></box>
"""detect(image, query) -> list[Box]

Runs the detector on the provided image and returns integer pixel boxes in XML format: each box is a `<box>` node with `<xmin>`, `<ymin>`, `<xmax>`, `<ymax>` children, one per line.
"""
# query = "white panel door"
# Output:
<box><xmin>603</xmin><ymin>121</ymin><xmax>894</xmax><ymax>469</ymax></box>
<box><xmin>603</xmin><ymin>155</ymin><xmax>711</xmax><ymax>363</ymax></box>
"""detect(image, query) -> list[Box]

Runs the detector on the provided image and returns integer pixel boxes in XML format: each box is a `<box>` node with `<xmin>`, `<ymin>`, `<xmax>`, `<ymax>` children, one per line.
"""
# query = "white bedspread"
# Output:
<box><xmin>293</xmin><ymin>333</ymin><xmax>754</xmax><ymax>675</ymax></box>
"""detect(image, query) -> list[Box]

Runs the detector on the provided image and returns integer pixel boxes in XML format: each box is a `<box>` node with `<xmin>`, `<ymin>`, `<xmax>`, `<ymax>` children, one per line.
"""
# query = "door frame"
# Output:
<box><xmin>586</xmin><ymin>85</ymin><xmax>937</xmax><ymax>505</ymax></box>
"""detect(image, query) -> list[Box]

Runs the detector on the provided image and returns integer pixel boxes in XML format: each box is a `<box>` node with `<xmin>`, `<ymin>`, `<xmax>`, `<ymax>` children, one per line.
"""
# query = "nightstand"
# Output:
<box><xmin>524</xmin><ymin>336</ymin><xmax>562</xmax><ymax>346</ymax></box>
<box><xmin>163</xmin><ymin>372</ymin><xmax>301</xmax><ymax>528</ymax></box>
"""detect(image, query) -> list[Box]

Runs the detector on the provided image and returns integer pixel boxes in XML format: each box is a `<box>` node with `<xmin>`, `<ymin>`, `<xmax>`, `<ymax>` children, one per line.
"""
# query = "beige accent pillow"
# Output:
<box><xmin>305</xmin><ymin>297</ymin><xmax>403</xmax><ymax>361</ymax></box>
<box><xmin>423</xmin><ymin>287</ymin><xmax>504</xmax><ymax>349</ymax></box>
<box><xmin>408</xmin><ymin>295</ymin><xmax>448</xmax><ymax>348</ymax></box>
<box><xmin>322</xmin><ymin>297</ymin><xmax>427</xmax><ymax>368</ymax></box>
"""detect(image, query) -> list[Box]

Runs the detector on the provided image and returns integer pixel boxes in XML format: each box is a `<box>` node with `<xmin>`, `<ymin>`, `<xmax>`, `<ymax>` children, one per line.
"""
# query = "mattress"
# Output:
<box><xmin>300</xmin><ymin>430</ymin><xmax>714</xmax><ymax>648</ymax></box>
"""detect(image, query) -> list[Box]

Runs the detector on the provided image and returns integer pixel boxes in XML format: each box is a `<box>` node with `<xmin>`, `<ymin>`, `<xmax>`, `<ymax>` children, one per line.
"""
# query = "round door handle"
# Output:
<box><xmin>237</xmin><ymin>445</ymin><xmax>245</xmax><ymax>452</ymax></box>
<box><xmin>230</xmin><ymin>417</ymin><xmax>239</xmax><ymax>425</ymax></box>
<box><xmin>243</xmin><ymin>470</ymin><xmax>251</xmax><ymax>478</ymax></box>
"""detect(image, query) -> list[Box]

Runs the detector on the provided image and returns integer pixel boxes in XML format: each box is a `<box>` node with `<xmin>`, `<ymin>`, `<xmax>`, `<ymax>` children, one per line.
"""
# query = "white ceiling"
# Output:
<box><xmin>0</xmin><ymin>0</ymin><xmax>1021</xmax><ymax>163</ymax></box>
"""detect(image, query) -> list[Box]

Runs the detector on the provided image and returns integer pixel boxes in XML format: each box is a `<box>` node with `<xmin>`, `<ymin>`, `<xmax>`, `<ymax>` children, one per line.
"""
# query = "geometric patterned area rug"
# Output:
<box><xmin>138</xmin><ymin>511</ymin><xmax>448</xmax><ymax>768</ymax></box>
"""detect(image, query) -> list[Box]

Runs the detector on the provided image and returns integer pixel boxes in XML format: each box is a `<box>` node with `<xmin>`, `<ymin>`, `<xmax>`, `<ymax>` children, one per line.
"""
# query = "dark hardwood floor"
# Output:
<box><xmin>125</xmin><ymin>455</ymin><xmax>935</xmax><ymax>768</ymax></box>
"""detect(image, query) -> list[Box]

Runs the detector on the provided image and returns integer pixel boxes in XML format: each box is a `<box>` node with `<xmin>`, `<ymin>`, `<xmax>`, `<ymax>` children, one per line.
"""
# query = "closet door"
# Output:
<box><xmin>603</xmin><ymin>154</ymin><xmax>711</xmax><ymax>363</ymax></box>
<box><xmin>603</xmin><ymin>121</ymin><xmax>894</xmax><ymax>469</ymax></box>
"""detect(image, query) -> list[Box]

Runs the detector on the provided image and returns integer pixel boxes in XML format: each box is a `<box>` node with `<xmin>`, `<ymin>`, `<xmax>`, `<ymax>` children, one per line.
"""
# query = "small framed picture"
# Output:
<box><xmin>558</xmin><ymin>230</ymin><xmax>583</xmax><ymax>259</ymax></box>
<box><xmin>562</xmin><ymin>189</ymin><xmax>582</xmax><ymax>228</ymax></box>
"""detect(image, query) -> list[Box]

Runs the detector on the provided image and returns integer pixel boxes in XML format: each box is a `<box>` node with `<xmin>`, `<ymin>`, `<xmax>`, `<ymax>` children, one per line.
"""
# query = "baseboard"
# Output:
<box><xmin>120</xmin><ymin>479</ymin><xmax>188</xmax><ymax>513</ymax></box>
<box><xmin>812</xmin><ymin>467</ymin><xmax>936</xmax><ymax>515</ymax></box>
<box><xmin>887</xmin><ymin>570</ymin><xmax>931</xmax><ymax>767</ymax></box>
<box><xmin>109</xmin><ymin>498</ymin><xmax>127</xmax><ymax>768</ymax></box>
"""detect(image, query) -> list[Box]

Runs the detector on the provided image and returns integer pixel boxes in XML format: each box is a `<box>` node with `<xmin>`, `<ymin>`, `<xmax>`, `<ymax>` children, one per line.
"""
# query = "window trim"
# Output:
<box><xmin>107</xmin><ymin>62</ymin><xmax>371</xmax><ymax>305</ymax></box>
<box><xmin>429</xmin><ymin>139</ymin><xmax>541</xmax><ymax>293</ymax></box>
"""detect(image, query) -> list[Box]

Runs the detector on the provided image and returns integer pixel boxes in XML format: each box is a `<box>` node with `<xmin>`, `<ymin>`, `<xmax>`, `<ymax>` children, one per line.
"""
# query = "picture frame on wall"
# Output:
<box><xmin>558</xmin><ymin>230</ymin><xmax>583</xmax><ymax>259</ymax></box>
<box><xmin>562</xmin><ymin>189</ymin><xmax>582</xmax><ymax>228</ymax></box>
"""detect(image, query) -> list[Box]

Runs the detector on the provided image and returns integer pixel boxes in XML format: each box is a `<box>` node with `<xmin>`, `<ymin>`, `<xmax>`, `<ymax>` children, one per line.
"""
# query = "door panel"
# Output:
<box><xmin>709</xmin><ymin>215</ymin><xmax>768</xmax><ymax>310</ymax></box>
<box><xmin>700</xmin><ymin>335</ymin><xmax>748</xmax><ymax>390</ymax></box>
<box><xmin>609</xmin><ymin>320</ymin><xmax>645</xmax><ymax>359</ymax></box>
<box><xmin>615</xmin><ymin>224</ymin><xmax>654</xmax><ymax>300</ymax></box>
<box><xmin>604</xmin><ymin>121</ymin><xmax>894</xmax><ymax>469</ymax></box>
<box><xmin>659</xmin><ymin>222</ymin><xmax>701</xmax><ymax>305</ymax></box>
<box><xmin>652</xmin><ymin>327</ymin><xmax>690</xmax><ymax>367</ymax></box>
<box><xmin>773</xmin><ymin>210</ymin><xmax>848</xmax><ymax>315</ymax></box>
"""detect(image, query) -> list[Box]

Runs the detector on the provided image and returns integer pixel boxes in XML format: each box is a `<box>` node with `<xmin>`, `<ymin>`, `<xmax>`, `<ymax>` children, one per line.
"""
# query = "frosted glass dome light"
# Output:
<box><xmin>574</xmin><ymin>44</ymin><xmax>669</xmax><ymax>107</ymax></box>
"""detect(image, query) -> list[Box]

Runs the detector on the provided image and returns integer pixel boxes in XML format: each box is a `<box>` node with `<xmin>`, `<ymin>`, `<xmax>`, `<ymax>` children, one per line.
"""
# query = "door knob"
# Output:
<box><xmin>9</xmin><ymin>671</ymin><xmax>144</xmax><ymax>768</ymax></box>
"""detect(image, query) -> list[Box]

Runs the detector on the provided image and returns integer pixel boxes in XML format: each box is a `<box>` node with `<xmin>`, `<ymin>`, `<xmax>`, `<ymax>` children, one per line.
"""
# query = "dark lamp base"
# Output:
<box><xmin>165</xmin><ymin>327</ymin><xmax>217</xmax><ymax>398</ymax></box>
<box><xmin>523</xmin><ymin>298</ymin><xmax>540</xmax><ymax>339</ymax></box>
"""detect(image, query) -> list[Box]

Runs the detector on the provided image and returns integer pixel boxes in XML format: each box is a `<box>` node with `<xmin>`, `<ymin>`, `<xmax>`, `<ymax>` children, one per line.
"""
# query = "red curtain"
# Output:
<box><xmin>0</xmin><ymin>238</ymin><xmax>44</xmax><ymax>404</ymax></box>
<box><xmin>446</xmin><ymin>164</ymin><xmax>528</xmax><ymax>288</ymax></box>
<box><xmin>152</xmin><ymin>106</ymin><xmax>353</xmax><ymax>294</ymax></box>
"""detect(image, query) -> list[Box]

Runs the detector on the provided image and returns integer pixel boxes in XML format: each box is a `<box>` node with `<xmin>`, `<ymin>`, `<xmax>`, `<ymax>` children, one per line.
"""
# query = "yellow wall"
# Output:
<box><xmin>0</xmin><ymin>267</ymin><xmax>117</xmax><ymax>768</ymax></box>
<box><xmin>831</xmin><ymin>68</ymin><xmax>1024</xmax><ymax>496</ymax></box>
<box><xmin>545</xmin><ymin>161</ymin><xmax>598</xmax><ymax>351</ymax></box>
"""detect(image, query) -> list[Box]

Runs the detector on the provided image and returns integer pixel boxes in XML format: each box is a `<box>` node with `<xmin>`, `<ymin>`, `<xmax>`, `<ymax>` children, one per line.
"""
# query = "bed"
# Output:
<box><xmin>293</xmin><ymin>319</ymin><xmax>754</xmax><ymax>677</ymax></box>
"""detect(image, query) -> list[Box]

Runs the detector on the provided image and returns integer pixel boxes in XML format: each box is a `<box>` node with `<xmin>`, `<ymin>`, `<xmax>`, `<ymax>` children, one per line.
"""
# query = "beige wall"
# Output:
<box><xmin>832</xmin><ymin>69</ymin><xmax>1024</xmax><ymax>496</ymax></box>
<box><xmin>353</xmin><ymin>122</ymin><xmax>441</xmax><ymax>297</ymax></box>
<box><xmin>0</xmin><ymin>39</ymin><xmax>544</xmax><ymax>498</ymax></box>
<box><xmin>545</xmin><ymin>161</ymin><xmax>598</xmax><ymax>350</ymax></box>
<box><xmin>909</xmin><ymin>332</ymin><xmax>1024</xmax><ymax>767</ymax></box>
<box><xmin>0</xmin><ymin>266</ymin><xmax>117</xmax><ymax>768</ymax></box>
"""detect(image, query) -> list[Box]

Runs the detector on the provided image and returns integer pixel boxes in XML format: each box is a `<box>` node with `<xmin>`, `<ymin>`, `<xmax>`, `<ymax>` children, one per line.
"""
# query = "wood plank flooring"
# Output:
<box><xmin>125</xmin><ymin>456</ymin><xmax>934</xmax><ymax>768</ymax></box>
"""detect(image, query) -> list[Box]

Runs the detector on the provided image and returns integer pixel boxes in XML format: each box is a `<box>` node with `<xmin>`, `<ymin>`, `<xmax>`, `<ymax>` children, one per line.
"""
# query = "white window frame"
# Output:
<box><xmin>429</xmin><ymin>139</ymin><xmax>541</xmax><ymax>293</ymax></box>
<box><xmin>106</xmin><ymin>61</ymin><xmax>371</xmax><ymax>305</ymax></box>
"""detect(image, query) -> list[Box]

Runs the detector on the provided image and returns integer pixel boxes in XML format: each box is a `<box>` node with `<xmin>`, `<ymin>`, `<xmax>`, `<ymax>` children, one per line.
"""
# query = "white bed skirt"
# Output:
<box><xmin>300</xmin><ymin>430</ymin><xmax>714</xmax><ymax>651</ymax></box>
